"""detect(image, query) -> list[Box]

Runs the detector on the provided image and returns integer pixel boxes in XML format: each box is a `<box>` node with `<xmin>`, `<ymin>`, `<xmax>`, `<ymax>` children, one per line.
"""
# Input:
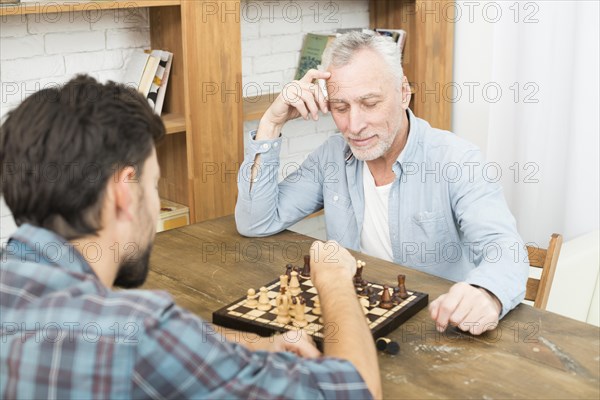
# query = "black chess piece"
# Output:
<box><xmin>285</xmin><ymin>264</ymin><xmax>293</xmax><ymax>280</ymax></box>
<box><xmin>379</xmin><ymin>285</ymin><xmax>393</xmax><ymax>309</ymax></box>
<box><xmin>300</xmin><ymin>255</ymin><xmax>311</xmax><ymax>279</ymax></box>
<box><xmin>397</xmin><ymin>274</ymin><xmax>409</xmax><ymax>299</ymax></box>
<box><xmin>391</xmin><ymin>287</ymin><xmax>401</xmax><ymax>305</ymax></box>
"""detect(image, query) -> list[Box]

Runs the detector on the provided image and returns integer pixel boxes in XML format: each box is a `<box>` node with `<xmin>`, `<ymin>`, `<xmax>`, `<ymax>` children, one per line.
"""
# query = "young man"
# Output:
<box><xmin>235</xmin><ymin>32</ymin><xmax>529</xmax><ymax>336</ymax></box>
<box><xmin>0</xmin><ymin>76</ymin><xmax>380</xmax><ymax>399</ymax></box>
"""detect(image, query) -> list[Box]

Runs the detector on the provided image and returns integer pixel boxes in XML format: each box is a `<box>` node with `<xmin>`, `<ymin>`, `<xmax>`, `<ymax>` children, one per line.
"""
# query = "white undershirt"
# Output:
<box><xmin>360</xmin><ymin>163</ymin><xmax>394</xmax><ymax>262</ymax></box>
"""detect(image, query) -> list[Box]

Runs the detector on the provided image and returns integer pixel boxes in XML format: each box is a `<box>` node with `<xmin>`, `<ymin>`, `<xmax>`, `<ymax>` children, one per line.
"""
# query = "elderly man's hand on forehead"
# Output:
<box><xmin>257</xmin><ymin>69</ymin><xmax>331</xmax><ymax>140</ymax></box>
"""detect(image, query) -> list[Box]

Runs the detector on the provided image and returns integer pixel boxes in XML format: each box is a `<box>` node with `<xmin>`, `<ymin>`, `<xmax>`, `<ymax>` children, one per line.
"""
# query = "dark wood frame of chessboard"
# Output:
<box><xmin>213</xmin><ymin>278</ymin><xmax>429</xmax><ymax>349</ymax></box>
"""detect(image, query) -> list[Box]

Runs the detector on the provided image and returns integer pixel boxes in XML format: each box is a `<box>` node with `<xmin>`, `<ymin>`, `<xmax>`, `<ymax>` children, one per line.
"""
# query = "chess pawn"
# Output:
<box><xmin>397</xmin><ymin>274</ymin><xmax>409</xmax><ymax>299</ymax></box>
<box><xmin>257</xmin><ymin>287</ymin><xmax>271</xmax><ymax>311</ymax></box>
<box><xmin>289</xmin><ymin>271</ymin><xmax>301</xmax><ymax>296</ymax></box>
<box><xmin>279</xmin><ymin>274</ymin><xmax>289</xmax><ymax>291</ymax></box>
<box><xmin>312</xmin><ymin>297</ymin><xmax>322</xmax><ymax>315</ymax></box>
<box><xmin>276</xmin><ymin>291</ymin><xmax>291</xmax><ymax>324</ymax></box>
<box><xmin>245</xmin><ymin>288</ymin><xmax>258</xmax><ymax>308</ymax></box>
<box><xmin>391</xmin><ymin>287</ymin><xmax>401</xmax><ymax>306</ymax></box>
<box><xmin>379</xmin><ymin>285</ymin><xmax>393</xmax><ymax>309</ymax></box>
<box><xmin>300</xmin><ymin>255</ymin><xmax>311</xmax><ymax>279</ymax></box>
<box><xmin>293</xmin><ymin>297</ymin><xmax>308</xmax><ymax>328</ymax></box>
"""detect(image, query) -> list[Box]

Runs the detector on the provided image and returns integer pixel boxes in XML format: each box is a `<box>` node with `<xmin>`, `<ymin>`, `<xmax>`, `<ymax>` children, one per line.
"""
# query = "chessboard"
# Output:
<box><xmin>212</xmin><ymin>259</ymin><xmax>428</xmax><ymax>348</ymax></box>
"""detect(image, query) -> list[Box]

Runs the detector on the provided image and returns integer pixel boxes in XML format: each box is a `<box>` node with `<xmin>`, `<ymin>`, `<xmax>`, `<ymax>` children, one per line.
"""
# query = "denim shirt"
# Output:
<box><xmin>236</xmin><ymin>110</ymin><xmax>529</xmax><ymax>318</ymax></box>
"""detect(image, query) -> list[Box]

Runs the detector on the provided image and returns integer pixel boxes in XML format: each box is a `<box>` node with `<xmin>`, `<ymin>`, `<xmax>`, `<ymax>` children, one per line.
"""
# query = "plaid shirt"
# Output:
<box><xmin>1</xmin><ymin>224</ymin><xmax>371</xmax><ymax>399</ymax></box>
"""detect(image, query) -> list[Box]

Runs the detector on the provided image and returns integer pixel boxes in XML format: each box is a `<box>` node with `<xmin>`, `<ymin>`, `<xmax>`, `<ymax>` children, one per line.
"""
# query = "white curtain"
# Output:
<box><xmin>483</xmin><ymin>0</ymin><xmax>599</xmax><ymax>245</ymax></box>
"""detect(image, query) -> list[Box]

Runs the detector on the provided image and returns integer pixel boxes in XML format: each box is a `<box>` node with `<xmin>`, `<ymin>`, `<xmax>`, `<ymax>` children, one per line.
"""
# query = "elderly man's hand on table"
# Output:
<box><xmin>429</xmin><ymin>282</ymin><xmax>502</xmax><ymax>335</ymax></box>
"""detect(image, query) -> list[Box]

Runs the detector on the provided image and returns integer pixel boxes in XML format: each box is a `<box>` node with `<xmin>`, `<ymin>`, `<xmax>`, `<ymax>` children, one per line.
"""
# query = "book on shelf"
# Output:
<box><xmin>149</xmin><ymin>50</ymin><xmax>173</xmax><ymax>116</ymax></box>
<box><xmin>157</xmin><ymin>198</ymin><xmax>189</xmax><ymax>232</ymax></box>
<box><xmin>137</xmin><ymin>53</ymin><xmax>161</xmax><ymax>98</ymax></box>
<box><xmin>123</xmin><ymin>49</ymin><xmax>173</xmax><ymax>115</ymax></box>
<box><xmin>295</xmin><ymin>33</ymin><xmax>338</xmax><ymax>80</ymax></box>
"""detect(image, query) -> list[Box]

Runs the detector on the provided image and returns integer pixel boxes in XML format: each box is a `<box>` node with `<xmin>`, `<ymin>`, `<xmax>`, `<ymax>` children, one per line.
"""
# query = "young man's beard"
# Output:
<box><xmin>113</xmin><ymin>243</ymin><xmax>152</xmax><ymax>288</ymax></box>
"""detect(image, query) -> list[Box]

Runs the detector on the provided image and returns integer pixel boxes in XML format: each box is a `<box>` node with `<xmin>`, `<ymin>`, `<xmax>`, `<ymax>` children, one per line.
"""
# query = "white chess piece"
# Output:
<box><xmin>289</xmin><ymin>271</ymin><xmax>301</xmax><ymax>296</ymax></box>
<box><xmin>257</xmin><ymin>287</ymin><xmax>271</xmax><ymax>311</ymax></box>
<box><xmin>245</xmin><ymin>288</ymin><xmax>258</xmax><ymax>308</ymax></box>
<box><xmin>312</xmin><ymin>297</ymin><xmax>321</xmax><ymax>316</ymax></box>
<box><xmin>276</xmin><ymin>290</ymin><xmax>291</xmax><ymax>324</ymax></box>
<box><xmin>293</xmin><ymin>298</ymin><xmax>308</xmax><ymax>328</ymax></box>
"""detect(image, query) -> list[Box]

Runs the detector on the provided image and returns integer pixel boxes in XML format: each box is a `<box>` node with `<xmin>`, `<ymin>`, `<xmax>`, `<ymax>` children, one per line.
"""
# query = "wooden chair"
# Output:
<box><xmin>525</xmin><ymin>233</ymin><xmax>563</xmax><ymax>309</ymax></box>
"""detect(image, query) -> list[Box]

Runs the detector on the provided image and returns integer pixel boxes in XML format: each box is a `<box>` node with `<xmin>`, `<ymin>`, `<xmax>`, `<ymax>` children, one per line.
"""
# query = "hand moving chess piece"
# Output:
<box><xmin>245</xmin><ymin>288</ymin><xmax>258</xmax><ymax>308</ymax></box>
<box><xmin>397</xmin><ymin>274</ymin><xmax>409</xmax><ymax>299</ymax></box>
<box><xmin>289</xmin><ymin>270</ymin><xmax>301</xmax><ymax>296</ymax></box>
<box><xmin>379</xmin><ymin>285</ymin><xmax>393</xmax><ymax>309</ymax></box>
<box><xmin>293</xmin><ymin>297</ymin><xmax>308</xmax><ymax>328</ymax></box>
<box><xmin>257</xmin><ymin>286</ymin><xmax>271</xmax><ymax>311</ymax></box>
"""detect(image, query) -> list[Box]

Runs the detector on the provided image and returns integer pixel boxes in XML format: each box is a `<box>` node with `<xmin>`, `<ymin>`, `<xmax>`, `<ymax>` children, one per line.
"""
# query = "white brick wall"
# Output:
<box><xmin>0</xmin><ymin>1</ymin><xmax>369</xmax><ymax>243</ymax></box>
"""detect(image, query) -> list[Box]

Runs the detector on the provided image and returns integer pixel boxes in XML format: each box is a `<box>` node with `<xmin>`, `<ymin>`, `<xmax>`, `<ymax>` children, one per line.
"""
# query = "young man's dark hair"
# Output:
<box><xmin>0</xmin><ymin>75</ymin><xmax>165</xmax><ymax>240</ymax></box>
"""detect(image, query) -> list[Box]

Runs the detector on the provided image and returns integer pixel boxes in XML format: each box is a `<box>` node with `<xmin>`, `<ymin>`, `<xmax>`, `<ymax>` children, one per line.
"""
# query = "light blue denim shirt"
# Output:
<box><xmin>236</xmin><ymin>110</ymin><xmax>529</xmax><ymax>318</ymax></box>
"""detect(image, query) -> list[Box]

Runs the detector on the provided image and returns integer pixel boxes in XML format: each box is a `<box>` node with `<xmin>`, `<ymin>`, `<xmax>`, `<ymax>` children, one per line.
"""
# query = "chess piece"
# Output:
<box><xmin>397</xmin><ymin>274</ymin><xmax>409</xmax><ymax>299</ymax></box>
<box><xmin>376</xmin><ymin>337</ymin><xmax>400</xmax><ymax>355</ymax></box>
<box><xmin>289</xmin><ymin>296</ymin><xmax>296</xmax><ymax>317</ymax></box>
<box><xmin>279</xmin><ymin>274</ymin><xmax>289</xmax><ymax>291</ymax></box>
<box><xmin>293</xmin><ymin>297</ymin><xmax>308</xmax><ymax>328</ymax></box>
<box><xmin>289</xmin><ymin>271</ymin><xmax>301</xmax><ymax>296</ymax></box>
<box><xmin>368</xmin><ymin>292</ymin><xmax>379</xmax><ymax>307</ymax></box>
<box><xmin>257</xmin><ymin>287</ymin><xmax>271</xmax><ymax>311</ymax></box>
<box><xmin>360</xmin><ymin>282</ymin><xmax>371</xmax><ymax>297</ymax></box>
<box><xmin>285</xmin><ymin>264</ymin><xmax>293</xmax><ymax>280</ymax></box>
<box><xmin>300</xmin><ymin>255</ymin><xmax>311</xmax><ymax>279</ymax></box>
<box><xmin>379</xmin><ymin>285</ymin><xmax>393</xmax><ymax>309</ymax></box>
<box><xmin>276</xmin><ymin>288</ymin><xmax>291</xmax><ymax>324</ymax></box>
<box><xmin>354</xmin><ymin>260</ymin><xmax>364</xmax><ymax>287</ymax></box>
<box><xmin>391</xmin><ymin>287</ymin><xmax>401</xmax><ymax>306</ymax></box>
<box><xmin>312</xmin><ymin>297</ymin><xmax>321</xmax><ymax>315</ymax></box>
<box><xmin>245</xmin><ymin>288</ymin><xmax>258</xmax><ymax>308</ymax></box>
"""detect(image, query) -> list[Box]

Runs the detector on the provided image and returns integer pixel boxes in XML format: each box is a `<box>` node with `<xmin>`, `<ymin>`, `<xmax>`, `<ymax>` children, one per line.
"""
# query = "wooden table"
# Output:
<box><xmin>144</xmin><ymin>215</ymin><xmax>600</xmax><ymax>399</ymax></box>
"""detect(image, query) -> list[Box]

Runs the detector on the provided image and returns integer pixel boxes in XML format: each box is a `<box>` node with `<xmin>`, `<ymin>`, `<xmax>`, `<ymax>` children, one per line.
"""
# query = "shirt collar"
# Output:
<box><xmin>6</xmin><ymin>223</ymin><xmax>98</xmax><ymax>279</ymax></box>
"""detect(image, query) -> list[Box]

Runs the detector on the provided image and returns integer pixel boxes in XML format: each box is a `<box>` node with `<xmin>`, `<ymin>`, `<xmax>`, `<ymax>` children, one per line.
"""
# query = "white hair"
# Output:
<box><xmin>321</xmin><ymin>31</ymin><xmax>404</xmax><ymax>86</ymax></box>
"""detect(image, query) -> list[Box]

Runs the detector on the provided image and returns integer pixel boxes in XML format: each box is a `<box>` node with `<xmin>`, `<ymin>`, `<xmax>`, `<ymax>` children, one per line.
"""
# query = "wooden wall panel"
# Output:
<box><xmin>180</xmin><ymin>1</ymin><xmax>243</xmax><ymax>222</ymax></box>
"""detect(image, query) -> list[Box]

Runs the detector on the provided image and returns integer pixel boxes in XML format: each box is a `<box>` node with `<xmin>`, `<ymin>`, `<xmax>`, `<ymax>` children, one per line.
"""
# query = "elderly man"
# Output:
<box><xmin>0</xmin><ymin>76</ymin><xmax>380</xmax><ymax>399</ymax></box>
<box><xmin>236</xmin><ymin>32</ymin><xmax>529</xmax><ymax>336</ymax></box>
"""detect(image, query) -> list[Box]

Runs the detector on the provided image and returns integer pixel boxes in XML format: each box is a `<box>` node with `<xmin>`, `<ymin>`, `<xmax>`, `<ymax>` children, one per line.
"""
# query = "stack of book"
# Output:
<box><xmin>295</xmin><ymin>28</ymin><xmax>407</xmax><ymax>80</ymax></box>
<box><xmin>123</xmin><ymin>50</ymin><xmax>173</xmax><ymax>116</ymax></box>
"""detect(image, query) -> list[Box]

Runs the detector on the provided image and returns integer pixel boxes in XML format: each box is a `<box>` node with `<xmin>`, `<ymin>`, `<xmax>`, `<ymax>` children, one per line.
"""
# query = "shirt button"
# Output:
<box><xmin>273</xmin><ymin>142</ymin><xmax>279</xmax><ymax>148</ymax></box>
<box><xmin>333</xmin><ymin>195</ymin><xmax>339</xmax><ymax>201</ymax></box>
<box><xmin>261</xmin><ymin>143</ymin><xmax>270</xmax><ymax>150</ymax></box>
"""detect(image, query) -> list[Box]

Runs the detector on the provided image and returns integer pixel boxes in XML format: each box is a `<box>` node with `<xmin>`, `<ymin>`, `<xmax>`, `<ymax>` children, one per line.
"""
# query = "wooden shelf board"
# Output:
<box><xmin>243</xmin><ymin>93</ymin><xmax>279</xmax><ymax>122</ymax></box>
<box><xmin>0</xmin><ymin>0</ymin><xmax>181</xmax><ymax>16</ymax></box>
<box><xmin>162</xmin><ymin>113</ymin><xmax>186</xmax><ymax>135</ymax></box>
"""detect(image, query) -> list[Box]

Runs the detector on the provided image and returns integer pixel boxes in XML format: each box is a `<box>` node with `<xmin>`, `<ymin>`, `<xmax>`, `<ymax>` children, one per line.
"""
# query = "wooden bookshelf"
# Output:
<box><xmin>161</xmin><ymin>113</ymin><xmax>185</xmax><ymax>135</ymax></box>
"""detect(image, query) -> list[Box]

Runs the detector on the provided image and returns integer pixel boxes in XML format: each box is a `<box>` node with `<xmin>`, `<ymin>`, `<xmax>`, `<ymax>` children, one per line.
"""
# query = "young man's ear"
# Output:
<box><xmin>111</xmin><ymin>166</ymin><xmax>137</xmax><ymax>221</ymax></box>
